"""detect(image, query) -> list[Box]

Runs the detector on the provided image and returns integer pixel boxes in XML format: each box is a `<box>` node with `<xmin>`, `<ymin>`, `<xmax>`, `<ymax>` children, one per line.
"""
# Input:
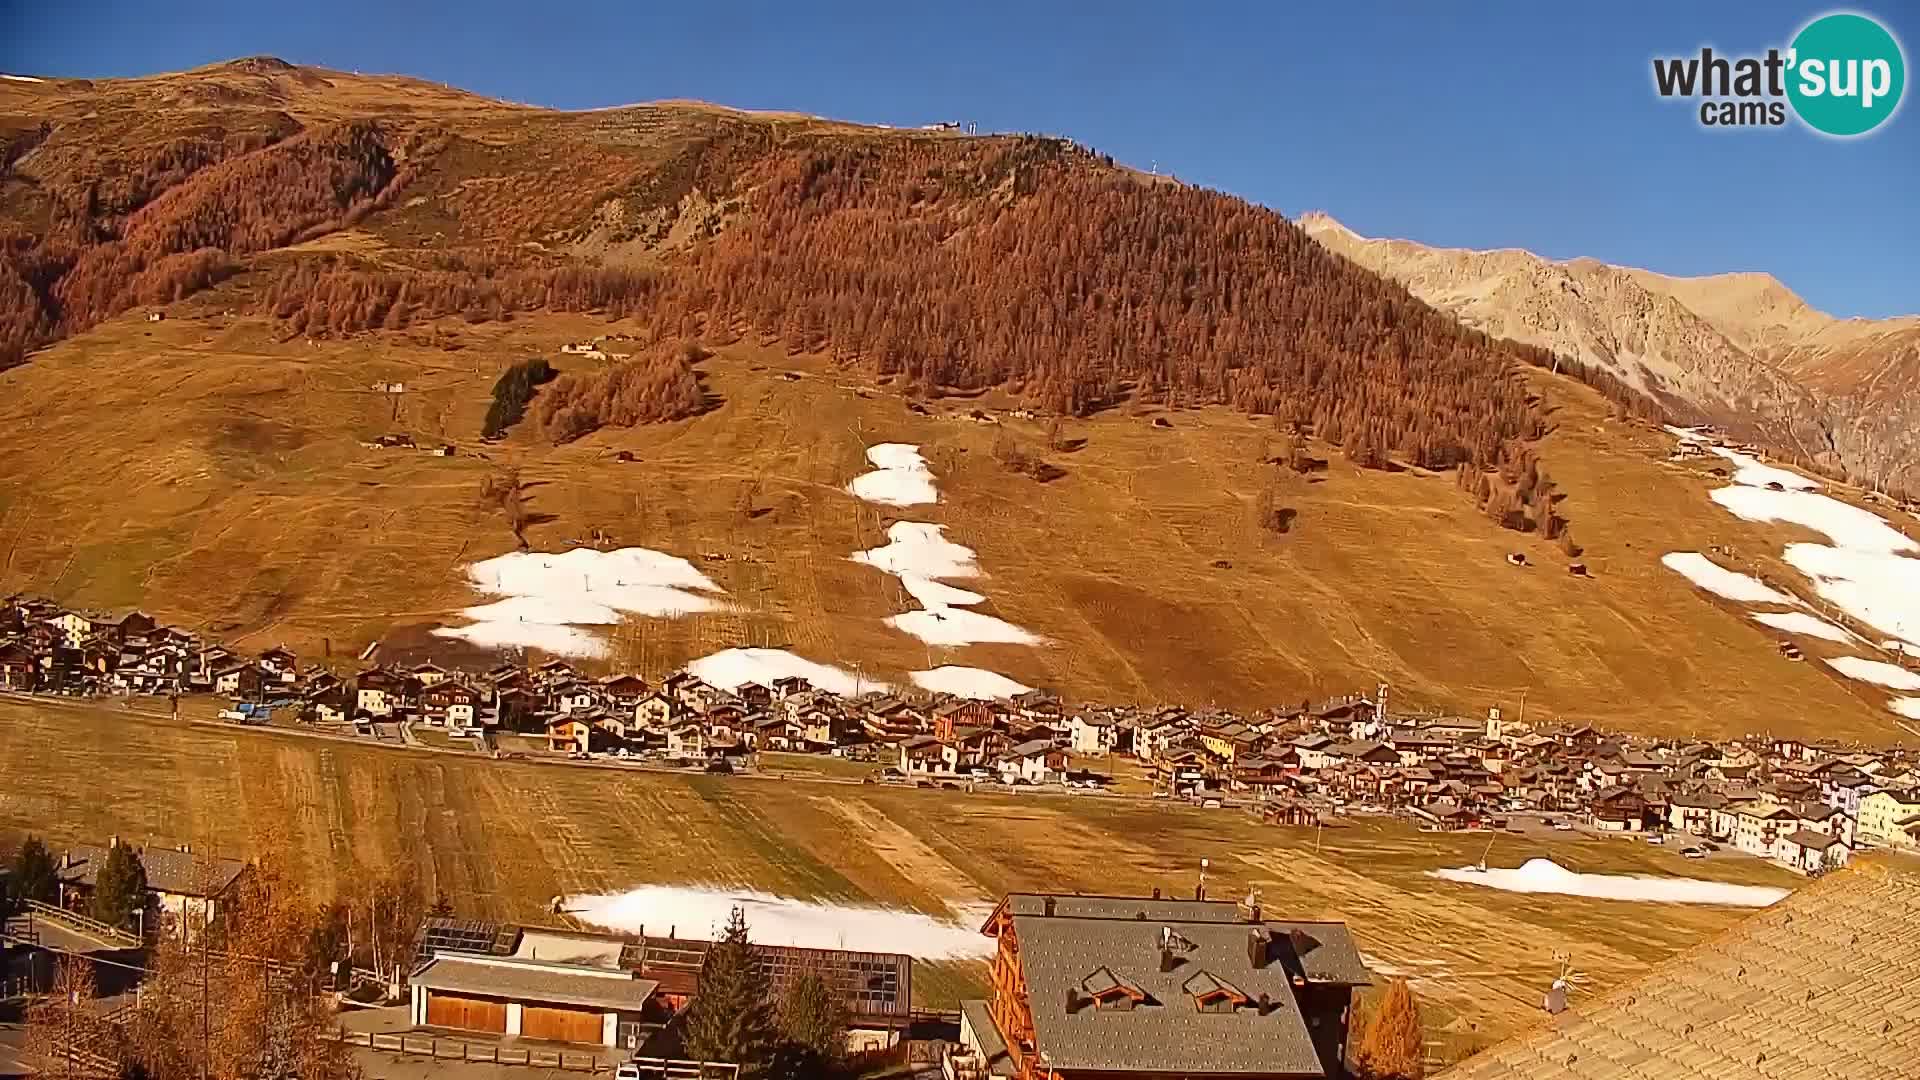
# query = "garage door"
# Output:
<box><xmin>522</xmin><ymin>1005</ymin><xmax>604</xmax><ymax>1044</ymax></box>
<box><xmin>426</xmin><ymin>992</ymin><xmax>508</xmax><ymax>1033</ymax></box>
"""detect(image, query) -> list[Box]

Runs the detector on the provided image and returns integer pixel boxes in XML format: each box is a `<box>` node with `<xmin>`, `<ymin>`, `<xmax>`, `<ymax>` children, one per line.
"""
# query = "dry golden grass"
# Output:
<box><xmin>0</xmin><ymin>304</ymin><xmax>1903</xmax><ymax>741</ymax></box>
<box><xmin>0</xmin><ymin>696</ymin><xmax>1801</xmax><ymax>1054</ymax></box>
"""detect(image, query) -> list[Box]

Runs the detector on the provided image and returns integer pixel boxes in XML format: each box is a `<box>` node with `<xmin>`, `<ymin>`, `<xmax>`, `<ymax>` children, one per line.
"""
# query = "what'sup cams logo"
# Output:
<box><xmin>1653</xmin><ymin>11</ymin><xmax>1906</xmax><ymax>136</ymax></box>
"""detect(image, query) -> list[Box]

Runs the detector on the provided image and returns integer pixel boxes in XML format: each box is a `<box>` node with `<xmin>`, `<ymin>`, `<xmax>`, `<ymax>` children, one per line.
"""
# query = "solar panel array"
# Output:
<box><xmin>413</xmin><ymin>917</ymin><xmax>521</xmax><ymax>968</ymax></box>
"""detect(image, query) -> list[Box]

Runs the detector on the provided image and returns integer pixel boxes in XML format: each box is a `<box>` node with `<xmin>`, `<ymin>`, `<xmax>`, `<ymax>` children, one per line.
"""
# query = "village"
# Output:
<box><xmin>5</xmin><ymin>593</ymin><xmax>1918</xmax><ymax>883</ymax></box>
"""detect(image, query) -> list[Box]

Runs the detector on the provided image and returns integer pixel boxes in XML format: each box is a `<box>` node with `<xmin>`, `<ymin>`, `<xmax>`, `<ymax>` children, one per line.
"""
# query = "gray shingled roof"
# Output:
<box><xmin>1009</xmin><ymin>914</ymin><xmax>1360</xmax><ymax>1075</ymax></box>
<box><xmin>960</xmin><ymin>999</ymin><xmax>1019</xmax><ymax>1077</ymax></box>
<box><xmin>58</xmin><ymin>843</ymin><xmax>247</xmax><ymax>898</ymax></box>
<box><xmin>411</xmin><ymin>956</ymin><xmax>659</xmax><ymax>1011</ymax></box>
<box><xmin>995</xmin><ymin>895</ymin><xmax>1371</xmax><ymax>982</ymax></box>
<box><xmin>1439</xmin><ymin>863</ymin><xmax>1920</xmax><ymax>1079</ymax></box>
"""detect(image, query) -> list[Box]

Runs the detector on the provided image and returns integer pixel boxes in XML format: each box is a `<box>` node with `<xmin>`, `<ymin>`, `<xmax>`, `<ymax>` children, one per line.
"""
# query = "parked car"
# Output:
<box><xmin>616</xmin><ymin>1063</ymin><xmax>642</xmax><ymax>1080</ymax></box>
<box><xmin>1553</xmin><ymin>820</ymin><xmax>1575</xmax><ymax>831</ymax></box>
<box><xmin>1681</xmin><ymin>847</ymin><xmax>1707</xmax><ymax>859</ymax></box>
<box><xmin>1646</xmin><ymin>834</ymin><xmax>1665</xmax><ymax>845</ymax></box>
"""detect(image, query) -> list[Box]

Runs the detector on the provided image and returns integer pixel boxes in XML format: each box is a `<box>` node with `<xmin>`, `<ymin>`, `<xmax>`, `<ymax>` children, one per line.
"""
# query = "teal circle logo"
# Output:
<box><xmin>1787</xmin><ymin>13</ymin><xmax>1906</xmax><ymax>136</ymax></box>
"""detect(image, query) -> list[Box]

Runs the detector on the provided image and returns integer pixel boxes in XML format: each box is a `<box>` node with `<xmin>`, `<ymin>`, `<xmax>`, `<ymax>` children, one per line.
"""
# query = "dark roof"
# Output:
<box><xmin>1008</xmin><ymin>914</ymin><xmax>1342</xmax><ymax>1075</ymax></box>
<box><xmin>994</xmin><ymin>896</ymin><xmax>1370</xmax><ymax>985</ymax></box>
<box><xmin>411</xmin><ymin>956</ymin><xmax>659</xmax><ymax>1011</ymax></box>
<box><xmin>58</xmin><ymin>843</ymin><xmax>247</xmax><ymax>898</ymax></box>
<box><xmin>960</xmin><ymin>999</ymin><xmax>1019</xmax><ymax>1077</ymax></box>
<box><xmin>1780</xmin><ymin>828</ymin><xmax>1844</xmax><ymax>850</ymax></box>
<box><xmin>1438</xmin><ymin>863</ymin><xmax>1920</xmax><ymax>1080</ymax></box>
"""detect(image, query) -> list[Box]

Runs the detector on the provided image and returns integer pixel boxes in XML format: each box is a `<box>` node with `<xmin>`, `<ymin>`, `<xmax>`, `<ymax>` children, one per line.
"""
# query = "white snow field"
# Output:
<box><xmin>0</xmin><ymin>74</ymin><xmax>46</xmax><ymax>83</ymax></box>
<box><xmin>1431</xmin><ymin>858</ymin><xmax>1787</xmax><ymax>907</ymax></box>
<box><xmin>1893</xmin><ymin>698</ymin><xmax>1920</xmax><ymax>720</ymax></box>
<box><xmin>846</xmin><ymin>443</ymin><xmax>939</xmax><ymax>507</ymax></box>
<box><xmin>568</xmin><ymin>884</ymin><xmax>994</xmax><ymax>960</ymax></box>
<box><xmin>853</xmin><ymin>522</ymin><xmax>982</xmax><ymax>580</ymax></box>
<box><xmin>1708</xmin><ymin>446</ymin><xmax>1821</xmax><ymax>491</ymax></box>
<box><xmin>1781</xmin><ymin>544</ymin><xmax>1920</xmax><ymax>650</ymax></box>
<box><xmin>1663</xmin><ymin>424</ymin><xmax>1707</xmax><ymax>443</ymax></box>
<box><xmin>1711</xmin><ymin>486</ymin><xmax>1918</xmax><ymax>555</ymax></box>
<box><xmin>908</xmin><ymin>666</ymin><xmax>1034</xmax><ymax>699</ymax></box>
<box><xmin>1749</xmin><ymin>611</ymin><xmax>1852</xmax><ymax>643</ymax></box>
<box><xmin>436</xmin><ymin>547</ymin><xmax>729</xmax><ymax>658</ymax></box>
<box><xmin>686</xmin><ymin>648</ymin><xmax>884</xmax><ymax>698</ymax></box>
<box><xmin>848</xmin><ymin>503</ymin><xmax>1042</xmax><ymax>648</ymax></box>
<box><xmin>1660</xmin><ymin>552</ymin><xmax>1795</xmax><ymax>605</ymax></box>
<box><xmin>1825</xmin><ymin>656</ymin><xmax>1920</xmax><ymax>691</ymax></box>
<box><xmin>888</xmin><ymin>607</ymin><xmax>1045</xmax><ymax>648</ymax></box>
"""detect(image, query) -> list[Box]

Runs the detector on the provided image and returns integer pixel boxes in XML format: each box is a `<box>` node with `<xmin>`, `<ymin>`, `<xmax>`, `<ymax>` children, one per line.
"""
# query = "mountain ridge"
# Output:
<box><xmin>1301</xmin><ymin>211</ymin><xmax>1920</xmax><ymax>495</ymax></box>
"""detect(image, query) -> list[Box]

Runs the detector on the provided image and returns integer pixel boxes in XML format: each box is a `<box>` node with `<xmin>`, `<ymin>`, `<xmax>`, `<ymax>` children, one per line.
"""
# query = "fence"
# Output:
<box><xmin>330</xmin><ymin>1030</ymin><xmax>739</xmax><ymax>1078</ymax></box>
<box><xmin>24</xmin><ymin>900</ymin><xmax>143</xmax><ymax>947</ymax></box>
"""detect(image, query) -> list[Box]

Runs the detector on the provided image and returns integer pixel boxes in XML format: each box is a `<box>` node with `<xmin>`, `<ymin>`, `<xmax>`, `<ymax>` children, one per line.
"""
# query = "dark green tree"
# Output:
<box><xmin>684</xmin><ymin>906</ymin><xmax>777</xmax><ymax>1074</ymax></box>
<box><xmin>6</xmin><ymin>835</ymin><xmax>60</xmax><ymax>911</ymax></box>
<box><xmin>773</xmin><ymin>968</ymin><xmax>848</xmax><ymax>1080</ymax></box>
<box><xmin>89</xmin><ymin>841</ymin><xmax>148</xmax><ymax>932</ymax></box>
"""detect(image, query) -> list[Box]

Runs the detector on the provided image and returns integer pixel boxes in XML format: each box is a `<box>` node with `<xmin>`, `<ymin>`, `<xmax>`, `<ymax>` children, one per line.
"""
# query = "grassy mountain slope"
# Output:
<box><xmin>0</xmin><ymin>61</ymin><xmax>1908</xmax><ymax>740</ymax></box>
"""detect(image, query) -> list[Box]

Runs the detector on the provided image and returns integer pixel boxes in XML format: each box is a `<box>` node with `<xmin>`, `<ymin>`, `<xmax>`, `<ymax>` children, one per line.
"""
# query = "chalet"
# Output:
<box><xmin>958</xmin><ymin>893</ymin><xmax>1371</xmax><ymax>1080</ymax></box>
<box><xmin>1058</xmin><ymin>711</ymin><xmax>1114</xmax><ymax>755</ymax></box>
<box><xmin>1588</xmin><ymin>787</ymin><xmax>1649</xmax><ymax>832</ymax></box>
<box><xmin>934</xmin><ymin>699</ymin><xmax>997</xmax><ymax>741</ymax></box>
<box><xmin>1717</xmin><ymin>801</ymin><xmax>1799</xmax><ymax>857</ymax></box>
<box><xmin>1328</xmin><ymin>740</ymin><xmax>1399</xmax><ymax>767</ymax></box>
<box><xmin>421</xmin><ymin>681</ymin><xmax>482</xmax><ymax>728</ymax></box>
<box><xmin>355</xmin><ymin>668</ymin><xmax>412</xmax><ymax>718</ymax></box>
<box><xmin>410</xmin><ymin>660</ymin><xmax>450</xmax><ymax>687</ymax></box>
<box><xmin>547</xmin><ymin>715</ymin><xmax>591</xmax><ymax>755</ymax></box>
<box><xmin>1859</xmin><ymin>790</ymin><xmax>1920</xmax><ymax>846</ymax></box>
<box><xmin>0</xmin><ymin>640</ymin><xmax>38</xmax><ymax>690</ymax></box>
<box><xmin>256</xmin><ymin>646</ymin><xmax>298</xmax><ymax>683</ymax></box>
<box><xmin>899</xmin><ymin>734</ymin><xmax>946</xmax><ymax>778</ymax></box>
<box><xmin>769</xmin><ymin>675</ymin><xmax>812</xmax><ymax>699</ymax></box>
<box><xmin>213</xmin><ymin>662</ymin><xmax>265</xmax><ymax>701</ymax></box>
<box><xmin>413</xmin><ymin>918</ymin><xmax>911</xmax><ymax>1051</ymax></box>
<box><xmin>551</xmin><ymin>682</ymin><xmax>601</xmax><ymax>714</ymax></box>
<box><xmin>1290</xmin><ymin>735</ymin><xmax>1336</xmax><ymax>771</ymax></box>
<box><xmin>999</xmin><ymin>739</ymin><xmax>1068</xmax><ymax>786</ymax></box>
<box><xmin>57</xmin><ymin>838</ymin><xmax>249</xmax><ymax>935</ymax></box>
<box><xmin>731</xmin><ymin>682</ymin><xmax>773</xmax><ymax>710</ymax></box>
<box><xmin>633</xmin><ymin>690</ymin><xmax>678</xmax><ymax>730</ymax></box>
<box><xmin>599</xmin><ymin>673</ymin><xmax>651</xmax><ymax>709</ymax></box>
<box><xmin>665</xmin><ymin>721</ymin><xmax>709</xmax><ymax>759</ymax></box>
<box><xmin>1666</xmin><ymin>792</ymin><xmax>1727</xmax><ymax>835</ymax></box>
<box><xmin>1774</xmin><ymin>829</ymin><xmax>1850</xmax><ymax>874</ymax></box>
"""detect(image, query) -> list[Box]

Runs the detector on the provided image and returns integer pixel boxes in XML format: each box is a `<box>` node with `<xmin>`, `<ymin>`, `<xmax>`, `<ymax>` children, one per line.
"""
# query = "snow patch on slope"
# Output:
<box><xmin>1431</xmin><ymin>858</ymin><xmax>1787</xmax><ymax>907</ymax></box>
<box><xmin>569</xmin><ymin>884</ymin><xmax>993</xmax><ymax>960</ymax></box>
<box><xmin>1661</xmin><ymin>552</ymin><xmax>1795</xmax><ymax>605</ymax></box>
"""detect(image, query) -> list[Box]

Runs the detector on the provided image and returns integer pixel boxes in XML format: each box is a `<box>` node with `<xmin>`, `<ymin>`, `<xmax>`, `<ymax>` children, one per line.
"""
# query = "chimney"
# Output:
<box><xmin>1257</xmin><ymin>992</ymin><xmax>1272</xmax><ymax>1016</ymax></box>
<box><xmin>1195</xmin><ymin>882</ymin><xmax>1206</xmax><ymax>901</ymax></box>
<box><xmin>1151</xmin><ymin>887</ymin><xmax>1161</xmax><ymax>900</ymax></box>
<box><xmin>1044</xmin><ymin>896</ymin><xmax>1056</xmax><ymax>917</ymax></box>
<box><xmin>109</xmin><ymin>834</ymin><xmax>119</xmax><ymax>850</ymax></box>
<box><xmin>1065</xmin><ymin>988</ymin><xmax>1085</xmax><ymax>1013</ymax></box>
<box><xmin>1248</xmin><ymin>929</ymin><xmax>1269</xmax><ymax>970</ymax></box>
<box><xmin>1159</xmin><ymin>945</ymin><xmax>1179</xmax><ymax>973</ymax></box>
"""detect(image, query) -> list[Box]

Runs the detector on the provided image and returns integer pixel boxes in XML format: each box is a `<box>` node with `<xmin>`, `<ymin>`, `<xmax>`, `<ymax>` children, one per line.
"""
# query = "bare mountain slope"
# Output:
<box><xmin>1303</xmin><ymin>212</ymin><xmax>1920</xmax><ymax>493</ymax></box>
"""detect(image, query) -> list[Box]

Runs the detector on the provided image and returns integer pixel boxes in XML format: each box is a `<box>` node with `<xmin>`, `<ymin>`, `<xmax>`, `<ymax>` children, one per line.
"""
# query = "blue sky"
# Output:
<box><xmin>4</xmin><ymin>2</ymin><xmax>1915</xmax><ymax>317</ymax></box>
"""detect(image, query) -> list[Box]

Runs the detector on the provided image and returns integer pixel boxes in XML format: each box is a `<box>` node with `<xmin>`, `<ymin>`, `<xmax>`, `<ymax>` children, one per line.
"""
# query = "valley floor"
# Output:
<box><xmin>0</xmin><ymin>696</ymin><xmax>1800</xmax><ymax>1059</ymax></box>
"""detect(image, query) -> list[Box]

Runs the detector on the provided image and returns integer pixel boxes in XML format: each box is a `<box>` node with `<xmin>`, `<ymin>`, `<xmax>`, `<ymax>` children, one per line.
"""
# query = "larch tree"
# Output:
<box><xmin>1351</xmin><ymin>977</ymin><xmax>1425</xmax><ymax>1080</ymax></box>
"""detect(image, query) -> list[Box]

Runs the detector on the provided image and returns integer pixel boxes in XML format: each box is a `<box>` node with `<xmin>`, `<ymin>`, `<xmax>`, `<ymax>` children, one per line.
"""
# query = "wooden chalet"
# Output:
<box><xmin>960</xmin><ymin>893</ymin><xmax>1371</xmax><ymax>1080</ymax></box>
